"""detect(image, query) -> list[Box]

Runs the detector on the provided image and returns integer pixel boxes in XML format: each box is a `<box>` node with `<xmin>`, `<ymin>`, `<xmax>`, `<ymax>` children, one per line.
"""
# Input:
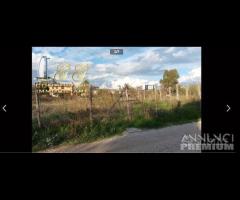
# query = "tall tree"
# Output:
<box><xmin>83</xmin><ymin>79</ymin><xmax>89</xmax><ymax>84</ymax></box>
<box><xmin>160</xmin><ymin>69</ymin><xmax>179</xmax><ymax>94</ymax></box>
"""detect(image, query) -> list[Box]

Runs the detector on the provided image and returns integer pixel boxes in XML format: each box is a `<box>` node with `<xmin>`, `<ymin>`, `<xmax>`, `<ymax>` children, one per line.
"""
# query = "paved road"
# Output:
<box><xmin>42</xmin><ymin>121</ymin><xmax>201</xmax><ymax>153</ymax></box>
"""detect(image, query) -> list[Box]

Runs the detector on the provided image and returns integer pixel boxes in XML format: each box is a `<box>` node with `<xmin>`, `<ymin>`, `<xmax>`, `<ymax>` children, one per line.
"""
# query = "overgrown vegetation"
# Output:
<box><xmin>32</xmin><ymin>94</ymin><xmax>200</xmax><ymax>152</ymax></box>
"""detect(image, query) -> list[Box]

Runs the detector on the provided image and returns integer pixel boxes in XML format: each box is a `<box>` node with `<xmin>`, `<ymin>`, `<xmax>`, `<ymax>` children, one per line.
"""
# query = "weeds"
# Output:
<box><xmin>32</xmin><ymin>95</ymin><xmax>200</xmax><ymax>152</ymax></box>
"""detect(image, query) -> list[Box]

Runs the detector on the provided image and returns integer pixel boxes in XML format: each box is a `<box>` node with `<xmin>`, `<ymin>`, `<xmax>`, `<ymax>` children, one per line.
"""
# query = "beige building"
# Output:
<box><xmin>34</xmin><ymin>82</ymin><xmax>74</xmax><ymax>96</ymax></box>
<box><xmin>48</xmin><ymin>83</ymin><xmax>73</xmax><ymax>96</ymax></box>
<box><xmin>34</xmin><ymin>82</ymin><xmax>99</xmax><ymax>97</ymax></box>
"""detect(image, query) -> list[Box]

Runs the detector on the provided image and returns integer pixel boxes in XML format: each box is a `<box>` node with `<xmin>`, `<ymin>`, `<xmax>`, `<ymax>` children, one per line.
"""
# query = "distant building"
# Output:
<box><xmin>48</xmin><ymin>84</ymin><xmax>73</xmax><ymax>96</ymax></box>
<box><xmin>35</xmin><ymin>82</ymin><xmax>73</xmax><ymax>96</ymax></box>
<box><xmin>145</xmin><ymin>85</ymin><xmax>154</xmax><ymax>90</ymax></box>
<box><xmin>144</xmin><ymin>84</ymin><xmax>159</xmax><ymax>90</ymax></box>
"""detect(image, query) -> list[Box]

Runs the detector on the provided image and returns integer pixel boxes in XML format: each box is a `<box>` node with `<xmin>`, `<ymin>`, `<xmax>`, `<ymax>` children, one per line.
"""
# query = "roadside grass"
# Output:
<box><xmin>130</xmin><ymin>101</ymin><xmax>200</xmax><ymax>128</ymax></box>
<box><xmin>32</xmin><ymin>100</ymin><xmax>201</xmax><ymax>152</ymax></box>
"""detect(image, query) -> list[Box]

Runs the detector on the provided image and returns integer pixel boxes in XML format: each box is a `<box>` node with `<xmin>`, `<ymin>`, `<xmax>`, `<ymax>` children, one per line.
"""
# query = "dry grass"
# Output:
<box><xmin>32</xmin><ymin>90</ymin><xmax>199</xmax><ymax>119</ymax></box>
<box><xmin>32</xmin><ymin>90</ymin><xmax>201</xmax><ymax>151</ymax></box>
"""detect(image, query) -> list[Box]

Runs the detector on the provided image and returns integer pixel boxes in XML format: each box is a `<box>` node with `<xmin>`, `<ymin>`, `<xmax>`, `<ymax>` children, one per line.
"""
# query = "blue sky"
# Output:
<box><xmin>32</xmin><ymin>47</ymin><xmax>201</xmax><ymax>88</ymax></box>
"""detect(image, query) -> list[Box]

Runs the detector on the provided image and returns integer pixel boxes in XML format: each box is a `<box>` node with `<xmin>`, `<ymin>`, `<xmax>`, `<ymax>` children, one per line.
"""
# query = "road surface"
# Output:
<box><xmin>41</xmin><ymin>121</ymin><xmax>201</xmax><ymax>153</ymax></box>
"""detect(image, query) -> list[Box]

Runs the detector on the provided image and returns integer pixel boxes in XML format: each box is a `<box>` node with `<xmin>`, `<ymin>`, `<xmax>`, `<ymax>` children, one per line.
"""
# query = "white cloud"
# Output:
<box><xmin>88</xmin><ymin>73</ymin><xmax>113</xmax><ymax>80</ymax></box>
<box><xmin>187</xmin><ymin>47</ymin><xmax>201</xmax><ymax>53</ymax></box>
<box><xmin>172</xmin><ymin>47</ymin><xmax>201</xmax><ymax>60</ymax></box>
<box><xmin>33</xmin><ymin>47</ymin><xmax>66</xmax><ymax>54</ymax></box>
<box><xmin>173</xmin><ymin>50</ymin><xmax>186</xmax><ymax>57</ymax></box>
<box><xmin>32</xmin><ymin>47</ymin><xmax>201</xmax><ymax>87</ymax></box>
<box><xmin>100</xmin><ymin>76</ymin><xmax>159</xmax><ymax>89</ymax></box>
<box><xmin>179</xmin><ymin>67</ymin><xmax>201</xmax><ymax>83</ymax></box>
<box><xmin>95</xmin><ymin>63</ymin><xmax>115</xmax><ymax>72</ymax></box>
<box><xmin>94</xmin><ymin>48</ymin><xmax>163</xmax><ymax>76</ymax></box>
<box><xmin>32</xmin><ymin>53</ymin><xmax>43</xmax><ymax>70</ymax></box>
<box><xmin>141</xmin><ymin>49</ymin><xmax>161</xmax><ymax>62</ymax></box>
<box><xmin>165</xmin><ymin>47</ymin><xmax>175</xmax><ymax>53</ymax></box>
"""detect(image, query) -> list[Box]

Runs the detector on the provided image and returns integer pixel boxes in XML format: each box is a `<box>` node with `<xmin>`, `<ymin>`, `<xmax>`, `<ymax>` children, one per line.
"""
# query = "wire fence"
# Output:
<box><xmin>32</xmin><ymin>83</ymin><xmax>201</xmax><ymax>128</ymax></box>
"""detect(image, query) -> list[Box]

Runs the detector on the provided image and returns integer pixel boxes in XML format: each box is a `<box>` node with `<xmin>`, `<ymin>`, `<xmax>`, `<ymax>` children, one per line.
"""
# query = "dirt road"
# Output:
<box><xmin>42</xmin><ymin>121</ymin><xmax>201</xmax><ymax>153</ymax></box>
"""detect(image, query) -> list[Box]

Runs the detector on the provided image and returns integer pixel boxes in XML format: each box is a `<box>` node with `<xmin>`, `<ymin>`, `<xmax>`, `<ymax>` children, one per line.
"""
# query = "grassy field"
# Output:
<box><xmin>32</xmin><ymin>92</ymin><xmax>201</xmax><ymax>152</ymax></box>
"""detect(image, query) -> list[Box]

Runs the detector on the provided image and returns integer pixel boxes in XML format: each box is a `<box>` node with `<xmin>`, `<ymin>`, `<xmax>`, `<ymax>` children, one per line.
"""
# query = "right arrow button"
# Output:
<box><xmin>226</xmin><ymin>104</ymin><xmax>231</xmax><ymax>112</ymax></box>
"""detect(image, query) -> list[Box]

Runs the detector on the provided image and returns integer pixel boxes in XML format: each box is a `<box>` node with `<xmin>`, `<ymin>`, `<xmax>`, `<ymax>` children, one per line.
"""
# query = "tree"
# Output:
<box><xmin>160</xmin><ymin>69</ymin><xmax>179</xmax><ymax>94</ymax></box>
<box><xmin>188</xmin><ymin>84</ymin><xmax>200</xmax><ymax>97</ymax></box>
<box><xmin>123</xmin><ymin>83</ymin><xmax>131</xmax><ymax>90</ymax></box>
<box><xmin>83</xmin><ymin>79</ymin><xmax>89</xmax><ymax>84</ymax></box>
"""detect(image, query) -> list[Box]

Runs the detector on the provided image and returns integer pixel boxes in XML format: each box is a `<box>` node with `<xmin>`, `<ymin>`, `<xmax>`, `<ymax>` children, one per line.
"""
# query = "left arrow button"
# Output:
<box><xmin>2</xmin><ymin>105</ymin><xmax>7</xmax><ymax>112</ymax></box>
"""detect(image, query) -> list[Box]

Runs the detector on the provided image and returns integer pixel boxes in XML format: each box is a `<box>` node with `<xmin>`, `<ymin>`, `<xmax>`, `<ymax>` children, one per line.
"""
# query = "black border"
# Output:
<box><xmin>0</xmin><ymin>30</ymin><xmax>238</xmax><ymax>157</ymax></box>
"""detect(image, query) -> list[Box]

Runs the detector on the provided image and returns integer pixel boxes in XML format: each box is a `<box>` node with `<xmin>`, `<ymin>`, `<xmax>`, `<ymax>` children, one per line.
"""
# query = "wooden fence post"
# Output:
<box><xmin>176</xmin><ymin>83</ymin><xmax>179</xmax><ymax>100</ymax></box>
<box><xmin>35</xmin><ymin>86</ymin><xmax>41</xmax><ymax>128</ymax></box>
<box><xmin>169</xmin><ymin>87</ymin><xmax>172</xmax><ymax>100</ymax></box>
<box><xmin>89</xmin><ymin>84</ymin><xmax>93</xmax><ymax>125</ymax></box>
<box><xmin>125</xmin><ymin>87</ymin><xmax>130</xmax><ymax>120</ymax></box>
<box><xmin>159</xmin><ymin>87</ymin><xmax>162</xmax><ymax>101</ymax></box>
<box><xmin>186</xmin><ymin>86</ymin><xmax>189</xmax><ymax>99</ymax></box>
<box><xmin>143</xmin><ymin>89</ymin><xmax>146</xmax><ymax>101</ymax></box>
<box><xmin>198</xmin><ymin>84</ymin><xmax>201</xmax><ymax>99</ymax></box>
<box><xmin>154</xmin><ymin>86</ymin><xmax>157</xmax><ymax>113</ymax></box>
<box><xmin>154</xmin><ymin>86</ymin><xmax>157</xmax><ymax>101</ymax></box>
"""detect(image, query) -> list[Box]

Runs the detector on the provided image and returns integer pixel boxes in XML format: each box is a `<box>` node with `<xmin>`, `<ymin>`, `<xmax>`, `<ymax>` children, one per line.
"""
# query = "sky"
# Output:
<box><xmin>32</xmin><ymin>47</ymin><xmax>201</xmax><ymax>89</ymax></box>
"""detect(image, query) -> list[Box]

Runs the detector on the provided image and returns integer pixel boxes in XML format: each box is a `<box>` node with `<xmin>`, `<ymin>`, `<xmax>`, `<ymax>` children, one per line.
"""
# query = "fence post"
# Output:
<box><xmin>154</xmin><ymin>86</ymin><xmax>157</xmax><ymax>101</ymax></box>
<box><xmin>159</xmin><ymin>87</ymin><xmax>162</xmax><ymax>101</ymax></box>
<box><xmin>125</xmin><ymin>87</ymin><xmax>130</xmax><ymax>120</ymax></box>
<box><xmin>198</xmin><ymin>84</ymin><xmax>201</xmax><ymax>99</ymax></box>
<box><xmin>186</xmin><ymin>86</ymin><xmax>189</xmax><ymax>99</ymax></box>
<box><xmin>154</xmin><ymin>86</ymin><xmax>157</xmax><ymax>113</ymax></box>
<box><xmin>89</xmin><ymin>84</ymin><xmax>93</xmax><ymax>125</ymax></box>
<box><xmin>35</xmin><ymin>85</ymin><xmax>41</xmax><ymax>128</ymax></box>
<box><xmin>143</xmin><ymin>89</ymin><xmax>146</xmax><ymax>101</ymax></box>
<box><xmin>176</xmin><ymin>83</ymin><xmax>179</xmax><ymax>100</ymax></box>
<box><xmin>169</xmin><ymin>87</ymin><xmax>172</xmax><ymax>100</ymax></box>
